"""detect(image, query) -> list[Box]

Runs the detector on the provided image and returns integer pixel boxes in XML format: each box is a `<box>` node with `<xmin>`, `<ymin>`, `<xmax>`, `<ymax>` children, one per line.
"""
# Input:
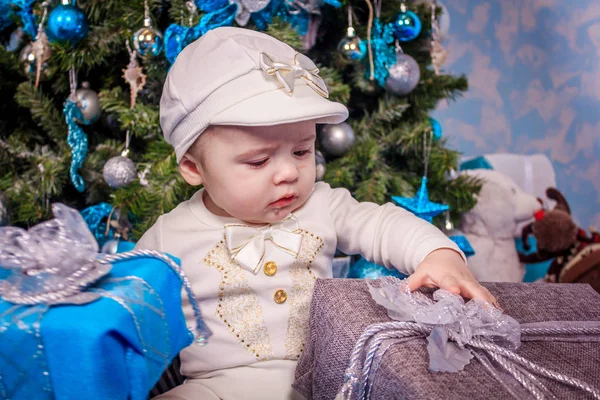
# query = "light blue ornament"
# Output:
<box><xmin>392</xmin><ymin>177</ymin><xmax>449</xmax><ymax>222</ymax></box>
<box><xmin>63</xmin><ymin>98</ymin><xmax>88</xmax><ymax>192</ymax></box>
<box><xmin>430</xmin><ymin>118</ymin><xmax>442</xmax><ymax>140</ymax></box>
<box><xmin>391</xmin><ymin>9</ymin><xmax>421</xmax><ymax>42</ymax></box>
<box><xmin>348</xmin><ymin>258</ymin><xmax>408</xmax><ymax>280</ymax></box>
<box><xmin>46</xmin><ymin>1</ymin><xmax>89</xmax><ymax>45</ymax></box>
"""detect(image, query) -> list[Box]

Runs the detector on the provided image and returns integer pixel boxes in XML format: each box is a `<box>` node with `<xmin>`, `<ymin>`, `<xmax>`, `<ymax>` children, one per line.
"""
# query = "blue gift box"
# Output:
<box><xmin>0</xmin><ymin>254</ymin><xmax>193</xmax><ymax>400</ymax></box>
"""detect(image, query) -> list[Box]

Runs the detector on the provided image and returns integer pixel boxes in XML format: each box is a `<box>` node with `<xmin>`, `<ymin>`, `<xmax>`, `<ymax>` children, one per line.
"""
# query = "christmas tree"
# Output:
<box><xmin>0</xmin><ymin>0</ymin><xmax>480</xmax><ymax>242</ymax></box>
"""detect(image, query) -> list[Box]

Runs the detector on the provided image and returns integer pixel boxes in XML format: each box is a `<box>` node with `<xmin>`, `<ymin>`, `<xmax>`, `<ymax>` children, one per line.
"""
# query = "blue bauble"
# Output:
<box><xmin>391</xmin><ymin>10</ymin><xmax>421</xmax><ymax>42</ymax></box>
<box><xmin>430</xmin><ymin>118</ymin><xmax>442</xmax><ymax>140</ymax></box>
<box><xmin>46</xmin><ymin>3</ymin><xmax>89</xmax><ymax>45</ymax></box>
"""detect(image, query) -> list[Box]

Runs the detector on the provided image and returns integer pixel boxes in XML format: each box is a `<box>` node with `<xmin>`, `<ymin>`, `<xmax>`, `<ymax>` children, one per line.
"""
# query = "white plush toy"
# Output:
<box><xmin>460</xmin><ymin>169</ymin><xmax>542</xmax><ymax>282</ymax></box>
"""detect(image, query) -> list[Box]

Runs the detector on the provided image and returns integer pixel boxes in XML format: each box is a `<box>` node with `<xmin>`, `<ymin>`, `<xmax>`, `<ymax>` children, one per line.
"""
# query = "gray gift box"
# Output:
<box><xmin>294</xmin><ymin>279</ymin><xmax>600</xmax><ymax>399</ymax></box>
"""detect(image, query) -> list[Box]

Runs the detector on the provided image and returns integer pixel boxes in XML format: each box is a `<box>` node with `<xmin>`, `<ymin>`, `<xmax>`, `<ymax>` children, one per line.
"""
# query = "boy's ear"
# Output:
<box><xmin>179</xmin><ymin>155</ymin><xmax>204</xmax><ymax>186</ymax></box>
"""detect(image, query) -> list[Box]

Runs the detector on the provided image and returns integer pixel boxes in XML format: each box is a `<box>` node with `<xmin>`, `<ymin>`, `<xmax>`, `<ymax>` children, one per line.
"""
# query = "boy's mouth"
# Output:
<box><xmin>269</xmin><ymin>195</ymin><xmax>297</xmax><ymax>208</ymax></box>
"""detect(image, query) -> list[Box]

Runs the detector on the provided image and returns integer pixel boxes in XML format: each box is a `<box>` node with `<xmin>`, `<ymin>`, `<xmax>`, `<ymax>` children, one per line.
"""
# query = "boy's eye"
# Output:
<box><xmin>294</xmin><ymin>149</ymin><xmax>311</xmax><ymax>157</ymax></box>
<box><xmin>247</xmin><ymin>158</ymin><xmax>268</xmax><ymax>167</ymax></box>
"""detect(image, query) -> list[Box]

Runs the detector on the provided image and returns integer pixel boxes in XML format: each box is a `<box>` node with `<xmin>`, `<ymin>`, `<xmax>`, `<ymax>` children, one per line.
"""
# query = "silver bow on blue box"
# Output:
<box><xmin>336</xmin><ymin>277</ymin><xmax>600</xmax><ymax>400</ymax></box>
<box><xmin>0</xmin><ymin>204</ymin><xmax>111</xmax><ymax>305</ymax></box>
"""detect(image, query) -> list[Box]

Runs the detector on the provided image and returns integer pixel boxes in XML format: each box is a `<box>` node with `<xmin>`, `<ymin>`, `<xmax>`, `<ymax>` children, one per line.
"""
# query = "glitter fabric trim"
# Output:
<box><xmin>204</xmin><ymin>241</ymin><xmax>274</xmax><ymax>360</ymax></box>
<box><xmin>284</xmin><ymin>230</ymin><xmax>324</xmax><ymax>360</ymax></box>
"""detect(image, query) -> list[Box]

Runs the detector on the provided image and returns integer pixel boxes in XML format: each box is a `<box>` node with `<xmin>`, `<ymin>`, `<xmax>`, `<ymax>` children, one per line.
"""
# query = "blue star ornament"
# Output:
<box><xmin>392</xmin><ymin>177</ymin><xmax>449</xmax><ymax>222</ymax></box>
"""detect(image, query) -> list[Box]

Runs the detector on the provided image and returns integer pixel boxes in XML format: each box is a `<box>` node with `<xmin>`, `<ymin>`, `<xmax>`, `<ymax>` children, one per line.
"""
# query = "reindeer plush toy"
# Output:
<box><xmin>518</xmin><ymin>188</ymin><xmax>600</xmax><ymax>292</ymax></box>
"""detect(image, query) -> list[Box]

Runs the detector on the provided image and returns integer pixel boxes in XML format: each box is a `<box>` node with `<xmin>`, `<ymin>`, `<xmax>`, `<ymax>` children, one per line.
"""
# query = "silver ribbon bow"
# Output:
<box><xmin>0</xmin><ymin>203</ymin><xmax>111</xmax><ymax>305</ymax></box>
<box><xmin>259</xmin><ymin>52</ymin><xmax>329</xmax><ymax>98</ymax></box>
<box><xmin>0</xmin><ymin>203</ymin><xmax>212</xmax><ymax>343</ymax></box>
<box><xmin>336</xmin><ymin>277</ymin><xmax>600</xmax><ymax>400</ymax></box>
<box><xmin>224</xmin><ymin>214</ymin><xmax>303</xmax><ymax>274</ymax></box>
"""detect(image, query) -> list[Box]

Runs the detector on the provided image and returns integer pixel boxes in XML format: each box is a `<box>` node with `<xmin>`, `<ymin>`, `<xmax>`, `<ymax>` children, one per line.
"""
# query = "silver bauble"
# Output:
<box><xmin>315</xmin><ymin>150</ymin><xmax>326</xmax><ymax>181</ymax></box>
<box><xmin>318</xmin><ymin>122</ymin><xmax>355</xmax><ymax>157</ymax></box>
<box><xmin>103</xmin><ymin>156</ymin><xmax>137</xmax><ymax>188</ymax></box>
<box><xmin>0</xmin><ymin>191</ymin><xmax>8</xmax><ymax>226</ymax></box>
<box><xmin>384</xmin><ymin>53</ymin><xmax>420</xmax><ymax>96</ymax></box>
<box><xmin>100</xmin><ymin>239</ymin><xmax>119</xmax><ymax>255</ymax></box>
<box><xmin>75</xmin><ymin>83</ymin><xmax>101</xmax><ymax>125</ymax></box>
<box><xmin>19</xmin><ymin>43</ymin><xmax>48</xmax><ymax>78</ymax></box>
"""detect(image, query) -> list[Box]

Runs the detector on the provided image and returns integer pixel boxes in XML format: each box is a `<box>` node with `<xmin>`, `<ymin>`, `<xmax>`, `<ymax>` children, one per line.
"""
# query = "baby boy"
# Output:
<box><xmin>136</xmin><ymin>26</ymin><xmax>495</xmax><ymax>400</ymax></box>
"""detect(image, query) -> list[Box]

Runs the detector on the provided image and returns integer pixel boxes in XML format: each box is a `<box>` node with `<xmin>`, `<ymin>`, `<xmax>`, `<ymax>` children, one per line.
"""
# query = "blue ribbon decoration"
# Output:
<box><xmin>80</xmin><ymin>203</ymin><xmax>115</xmax><ymax>246</ymax></box>
<box><xmin>0</xmin><ymin>0</ymin><xmax>15</xmax><ymax>32</ymax></box>
<box><xmin>63</xmin><ymin>99</ymin><xmax>88</xmax><ymax>193</ymax></box>
<box><xmin>369</xmin><ymin>18</ymin><xmax>396</xmax><ymax>87</ymax></box>
<box><xmin>164</xmin><ymin>24</ymin><xmax>189</xmax><ymax>64</ymax></box>
<box><xmin>166</xmin><ymin>0</ymin><xmax>342</xmax><ymax>64</ymax></box>
<box><xmin>10</xmin><ymin>0</ymin><xmax>37</xmax><ymax>38</ymax></box>
<box><xmin>164</xmin><ymin>3</ymin><xmax>238</xmax><ymax>64</ymax></box>
<box><xmin>252</xmin><ymin>0</ymin><xmax>316</xmax><ymax>36</ymax></box>
<box><xmin>194</xmin><ymin>0</ymin><xmax>229</xmax><ymax>12</ymax></box>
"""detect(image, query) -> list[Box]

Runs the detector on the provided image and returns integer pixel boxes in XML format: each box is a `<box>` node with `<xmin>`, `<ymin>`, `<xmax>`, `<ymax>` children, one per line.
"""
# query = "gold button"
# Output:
<box><xmin>273</xmin><ymin>289</ymin><xmax>288</xmax><ymax>304</ymax></box>
<box><xmin>264</xmin><ymin>261</ymin><xmax>277</xmax><ymax>276</ymax></box>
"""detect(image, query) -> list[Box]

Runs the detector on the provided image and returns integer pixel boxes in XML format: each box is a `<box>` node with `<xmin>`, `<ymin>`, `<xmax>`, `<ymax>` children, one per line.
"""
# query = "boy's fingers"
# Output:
<box><xmin>459</xmin><ymin>280</ymin><xmax>499</xmax><ymax>307</ymax></box>
<box><xmin>437</xmin><ymin>275</ymin><xmax>461</xmax><ymax>294</ymax></box>
<box><xmin>406</xmin><ymin>270</ymin><xmax>426</xmax><ymax>292</ymax></box>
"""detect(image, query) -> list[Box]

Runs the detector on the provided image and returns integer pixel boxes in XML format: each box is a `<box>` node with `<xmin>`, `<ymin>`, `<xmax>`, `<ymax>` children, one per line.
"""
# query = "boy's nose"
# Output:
<box><xmin>273</xmin><ymin>159</ymin><xmax>299</xmax><ymax>184</ymax></box>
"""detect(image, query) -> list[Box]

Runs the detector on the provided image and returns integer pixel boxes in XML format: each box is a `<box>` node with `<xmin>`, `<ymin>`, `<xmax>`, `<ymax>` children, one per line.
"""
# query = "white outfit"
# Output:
<box><xmin>136</xmin><ymin>182</ymin><xmax>463</xmax><ymax>399</ymax></box>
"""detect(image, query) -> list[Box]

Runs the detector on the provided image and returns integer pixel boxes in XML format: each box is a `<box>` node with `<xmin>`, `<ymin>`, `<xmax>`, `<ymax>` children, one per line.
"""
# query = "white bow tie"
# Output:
<box><xmin>224</xmin><ymin>215</ymin><xmax>303</xmax><ymax>274</ymax></box>
<box><xmin>259</xmin><ymin>52</ymin><xmax>329</xmax><ymax>99</ymax></box>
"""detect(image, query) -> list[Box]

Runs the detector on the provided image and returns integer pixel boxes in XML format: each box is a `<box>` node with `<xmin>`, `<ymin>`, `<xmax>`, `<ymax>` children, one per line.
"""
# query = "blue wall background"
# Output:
<box><xmin>431</xmin><ymin>0</ymin><xmax>600</xmax><ymax>227</ymax></box>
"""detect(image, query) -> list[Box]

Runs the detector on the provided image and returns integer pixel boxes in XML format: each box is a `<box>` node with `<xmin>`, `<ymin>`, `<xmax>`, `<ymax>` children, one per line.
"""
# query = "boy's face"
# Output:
<box><xmin>181</xmin><ymin>121</ymin><xmax>317</xmax><ymax>224</ymax></box>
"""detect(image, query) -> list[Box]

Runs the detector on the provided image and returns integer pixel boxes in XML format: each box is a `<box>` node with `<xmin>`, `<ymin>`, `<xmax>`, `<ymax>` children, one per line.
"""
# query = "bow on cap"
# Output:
<box><xmin>224</xmin><ymin>215</ymin><xmax>303</xmax><ymax>274</ymax></box>
<box><xmin>259</xmin><ymin>52</ymin><xmax>329</xmax><ymax>99</ymax></box>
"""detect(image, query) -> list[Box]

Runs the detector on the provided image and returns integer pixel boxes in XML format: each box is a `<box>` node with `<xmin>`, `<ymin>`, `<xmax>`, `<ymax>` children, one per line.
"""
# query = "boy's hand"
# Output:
<box><xmin>407</xmin><ymin>248</ymin><xmax>499</xmax><ymax>307</ymax></box>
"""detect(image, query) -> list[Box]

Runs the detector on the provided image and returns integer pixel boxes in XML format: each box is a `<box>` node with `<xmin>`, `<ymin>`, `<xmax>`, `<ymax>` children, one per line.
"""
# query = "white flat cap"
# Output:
<box><xmin>159</xmin><ymin>27</ymin><xmax>349</xmax><ymax>162</ymax></box>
